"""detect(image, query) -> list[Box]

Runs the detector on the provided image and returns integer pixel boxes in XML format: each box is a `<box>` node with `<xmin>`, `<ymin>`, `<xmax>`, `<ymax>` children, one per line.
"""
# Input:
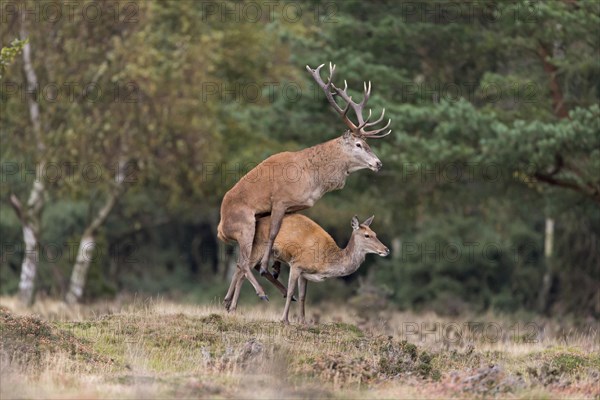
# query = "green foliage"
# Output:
<box><xmin>374</xmin><ymin>212</ymin><xmax>544</xmax><ymax>315</ymax></box>
<box><xmin>1</xmin><ymin>0</ymin><xmax>598</xmax><ymax>316</ymax></box>
<box><xmin>0</xmin><ymin>38</ymin><xmax>27</xmax><ymax>80</ymax></box>
<box><xmin>551</xmin><ymin>353</ymin><xmax>586</xmax><ymax>373</ymax></box>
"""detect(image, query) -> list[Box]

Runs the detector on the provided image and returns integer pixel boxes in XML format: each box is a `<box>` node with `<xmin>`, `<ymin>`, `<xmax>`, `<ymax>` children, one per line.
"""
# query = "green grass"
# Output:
<box><xmin>1</xmin><ymin>297</ymin><xmax>598</xmax><ymax>399</ymax></box>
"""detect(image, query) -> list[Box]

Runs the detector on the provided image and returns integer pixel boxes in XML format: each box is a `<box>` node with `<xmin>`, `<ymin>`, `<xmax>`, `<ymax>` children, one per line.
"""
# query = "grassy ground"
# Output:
<box><xmin>1</xmin><ymin>296</ymin><xmax>598</xmax><ymax>399</ymax></box>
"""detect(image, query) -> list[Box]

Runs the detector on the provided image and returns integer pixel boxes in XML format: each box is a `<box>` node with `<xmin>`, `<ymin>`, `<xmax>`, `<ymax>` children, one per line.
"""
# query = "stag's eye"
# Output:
<box><xmin>364</xmin><ymin>234</ymin><xmax>370</xmax><ymax>238</ymax></box>
<box><xmin>356</xmin><ymin>143</ymin><xmax>362</xmax><ymax>148</ymax></box>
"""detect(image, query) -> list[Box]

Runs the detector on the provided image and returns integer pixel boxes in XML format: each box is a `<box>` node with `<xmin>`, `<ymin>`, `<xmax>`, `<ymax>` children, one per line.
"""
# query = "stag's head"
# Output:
<box><xmin>342</xmin><ymin>131</ymin><xmax>382</xmax><ymax>172</ymax></box>
<box><xmin>307</xmin><ymin>63</ymin><xmax>391</xmax><ymax>172</ymax></box>
<box><xmin>351</xmin><ymin>215</ymin><xmax>389</xmax><ymax>257</ymax></box>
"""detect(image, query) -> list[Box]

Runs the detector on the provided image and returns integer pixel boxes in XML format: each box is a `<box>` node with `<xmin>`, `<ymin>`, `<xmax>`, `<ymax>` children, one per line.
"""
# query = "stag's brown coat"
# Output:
<box><xmin>218</xmin><ymin>63</ymin><xmax>391</xmax><ymax>303</ymax></box>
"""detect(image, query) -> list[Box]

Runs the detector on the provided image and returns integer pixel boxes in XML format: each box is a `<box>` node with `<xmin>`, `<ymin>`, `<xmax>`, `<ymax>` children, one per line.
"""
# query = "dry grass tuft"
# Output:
<box><xmin>0</xmin><ymin>296</ymin><xmax>598</xmax><ymax>399</ymax></box>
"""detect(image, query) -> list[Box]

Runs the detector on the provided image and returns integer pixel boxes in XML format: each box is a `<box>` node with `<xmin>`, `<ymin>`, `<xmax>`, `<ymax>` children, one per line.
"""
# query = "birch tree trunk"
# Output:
<box><xmin>10</xmin><ymin>24</ymin><xmax>46</xmax><ymax>306</ymax></box>
<box><xmin>10</xmin><ymin>194</ymin><xmax>43</xmax><ymax>306</ymax></box>
<box><xmin>65</xmin><ymin>158</ymin><xmax>127</xmax><ymax>304</ymax></box>
<box><xmin>538</xmin><ymin>218</ymin><xmax>555</xmax><ymax>313</ymax></box>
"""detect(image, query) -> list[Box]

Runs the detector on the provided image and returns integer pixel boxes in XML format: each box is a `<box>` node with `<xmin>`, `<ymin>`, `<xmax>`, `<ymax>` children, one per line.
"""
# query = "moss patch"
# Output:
<box><xmin>0</xmin><ymin>306</ymin><xmax>113</xmax><ymax>367</ymax></box>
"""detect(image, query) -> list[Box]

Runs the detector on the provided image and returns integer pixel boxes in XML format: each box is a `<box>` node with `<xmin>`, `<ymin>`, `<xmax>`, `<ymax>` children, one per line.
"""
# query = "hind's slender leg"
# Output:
<box><xmin>281</xmin><ymin>267</ymin><xmax>300</xmax><ymax>324</ymax></box>
<box><xmin>298</xmin><ymin>276</ymin><xmax>308</xmax><ymax>324</ymax></box>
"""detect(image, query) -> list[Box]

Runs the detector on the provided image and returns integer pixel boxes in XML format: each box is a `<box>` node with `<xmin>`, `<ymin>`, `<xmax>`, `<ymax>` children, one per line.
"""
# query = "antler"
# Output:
<box><xmin>306</xmin><ymin>62</ymin><xmax>391</xmax><ymax>139</ymax></box>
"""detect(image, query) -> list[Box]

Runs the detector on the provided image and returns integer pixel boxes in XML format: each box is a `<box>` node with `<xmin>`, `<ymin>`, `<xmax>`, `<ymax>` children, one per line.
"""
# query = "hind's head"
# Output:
<box><xmin>350</xmin><ymin>215</ymin><xmax>389</xmax><ymax>257</ymax></box>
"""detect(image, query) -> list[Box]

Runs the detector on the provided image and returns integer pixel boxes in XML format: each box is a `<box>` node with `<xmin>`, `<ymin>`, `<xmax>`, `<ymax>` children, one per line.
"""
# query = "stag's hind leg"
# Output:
<box><xmin>224</xmin><ymin>266</ymin><xmax>244</xmax><ymax>311</ymax></box>
<box><xmin>228</xmin><ymin>261</ymin><xmax>295</xmax><ymax>312</ymax></box>
<box><xmin>235</xmin><ymin>215</ymin><xmax>269</xmax><ymax>301</ymax></box>
<box><xmin>228</xmin><ymin>267</ymin><xmax>247</xmax><ymax>312</ymax></box>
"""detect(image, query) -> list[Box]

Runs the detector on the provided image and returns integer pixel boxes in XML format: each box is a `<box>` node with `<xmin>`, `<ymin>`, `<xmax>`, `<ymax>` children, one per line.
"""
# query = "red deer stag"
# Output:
<box><xmin>218</xmin><ymin>63</ymin><xmax>391</xmax><ymax>305</ymax></box>
<box><xmin>225</xmin><ymin>214</ymin><xmax>389</xmax><ymax>323</ymax></box>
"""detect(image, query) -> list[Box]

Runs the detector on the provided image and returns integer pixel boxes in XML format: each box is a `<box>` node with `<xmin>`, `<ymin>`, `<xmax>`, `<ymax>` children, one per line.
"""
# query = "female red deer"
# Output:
<box><xmin>224</xmin><ymin>214</ymin><xmax>389</xmax><ymax>323</ymax></box>
<box><xmin>217</xmin><ymin>63</ymin><xmax>391</xmax><ymax>304</ymax></box>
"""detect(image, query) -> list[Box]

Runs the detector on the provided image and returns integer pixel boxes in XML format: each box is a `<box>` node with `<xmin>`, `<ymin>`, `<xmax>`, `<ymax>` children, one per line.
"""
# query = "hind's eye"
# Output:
<box><xmin>356</xmin><ymin>143</ymin><xmax>362</xmax><ymax>148</ymax></box>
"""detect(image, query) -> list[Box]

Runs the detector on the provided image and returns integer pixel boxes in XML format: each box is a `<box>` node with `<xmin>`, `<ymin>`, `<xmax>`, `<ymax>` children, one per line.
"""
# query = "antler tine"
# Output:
<box><xmin>364</xmin><ymin>108</ymin><xmax>386</xmax><ymax>128</ymax></box>
<box><xmin>332</xmin><ymin>84</ymin><xmax>365</xmax><ymax>125</ymax></box>
<box><xmin>333</xmin><ymin>78</ymin><xmax>373</xmax><ymax>128</ymax></box>
<box><xmin>307</xmin><ymin>63</ymin><xmax>341</xmax><ymax>114</ymax></box>
<box><xmin>359</xmin><ymin>81</ymin><xmax>371</xmax><ymax>108</ymax></box>
<box><xmin>365</xmin><ymin>129</ymin><xmax>392</xmax><ymax>139</ymax></box>
<box><xmin>342</xmin><ymin>100</ymin><xmax>351</xmax><ymax>117</ymax></box>
<box><xmin>308</xmin><ymin>63</ymin><xmax>325</xmax><ymax>78</ymax></box>
<box><xmin>357</xmin><ymin>109</ymin><xmax>373</xmax><ymax>130</ymax></box>
<box><xmin>308</xmin><ymin>62</ymin><xmax>391</xmax><ymax>138</ymax></box>
<box><xmin>307</xmin><ymin>63</ymin><xmax>357</xmax><ymax>131</ymax></box>
<box><xmin>362</xmin><ymin>119</ymin><xmax>392</xmax><ymax>139</ymax></box>
<box><xmin>327</xmin><ymin>63</ymin><xmax>336</xmax><ymax>87</ymax></box>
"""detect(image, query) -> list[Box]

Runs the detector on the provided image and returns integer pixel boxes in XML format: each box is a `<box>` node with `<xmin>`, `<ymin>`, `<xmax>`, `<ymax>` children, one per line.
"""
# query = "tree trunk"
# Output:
<box><xmin>65</xmin><ymin>232</ymin><xmax>96</xmax><ymax>304</ymax></box>
<box><xmin>538</xmin><ymin>218</ymin><xmax>555</xmax><ymax>313</ymax></box>
<box><xmin>16</xmin><ymin>212</ymin><xmax>39</xmax><ymax>306</ymax></box>
<box><xmin>65</xmin><ymin>158</ymin><xmax>127</xmax><ymax>304</ymax></box>
<box><xmin>12</xmin><ymin>23</ymin><xmax>46</xmax><ymax>306</ymax></box>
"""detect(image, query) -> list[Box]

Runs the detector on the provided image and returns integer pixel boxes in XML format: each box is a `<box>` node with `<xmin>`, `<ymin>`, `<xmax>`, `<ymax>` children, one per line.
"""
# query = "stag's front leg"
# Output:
<box><xmin>272</xmin><ymin>261</ymin><xmax>282</xmax><ymax>280</ymax></box>
<box><xmin>255</xmin><ymin>261</ymin><xmax>297</xmax><ymax>302</ymax></box>
<box><xmin>253</xmin><ymin>263</ymin><xmax>287</xmax><ymax>299</ymax></box>
<box><xmin>259</xmin><ymin>205</ymin><xmax>286</xmax><ymax>276</ymax></box>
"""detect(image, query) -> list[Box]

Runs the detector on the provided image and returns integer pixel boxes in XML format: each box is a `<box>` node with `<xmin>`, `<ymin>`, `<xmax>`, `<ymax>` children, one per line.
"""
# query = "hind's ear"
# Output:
<box><xmin>351</xmin><ymin>215</ymin><xmax>360</xmax><ymax>230</ymax></box>
<box><xmin>363</xmin><ymin>215</ymin><xmax>374</xmax><ymax>226</ymax></box>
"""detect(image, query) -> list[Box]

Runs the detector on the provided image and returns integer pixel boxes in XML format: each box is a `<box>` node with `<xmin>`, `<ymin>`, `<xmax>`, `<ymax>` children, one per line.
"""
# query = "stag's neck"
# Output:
<box><xmin>304</xmin><ymin>137</ymin><xmax>350</xmax><ymax>192</ymax></box>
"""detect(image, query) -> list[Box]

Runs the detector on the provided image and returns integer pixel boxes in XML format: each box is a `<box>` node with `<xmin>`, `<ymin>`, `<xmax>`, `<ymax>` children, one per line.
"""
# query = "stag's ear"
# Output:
<box><xmin>351</xmin><ymin>215</ymin><xmax>360</xmax><ymax>230</ymax></box>
<box><xmin>363</xmin><ymin>215</ymin><xmax>374</xmax><ymax>226</ymax></box>
<box><xmin>343</xmin><ymin>130</ymin><xmax>353</xmax><ymax>141</ymax></box>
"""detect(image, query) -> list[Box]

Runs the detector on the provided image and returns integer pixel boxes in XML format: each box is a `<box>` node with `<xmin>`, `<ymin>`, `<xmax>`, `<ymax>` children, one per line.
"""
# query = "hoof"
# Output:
<box><xmin>223</xmin><ymin>298</ymin><xmax>232</xmax><ymax>310</ymax></box>
<box><xmin>259</xmin><ymin>295</ymin><xmax>269</xmax><ymax>302</ymax></box>
<box><xmin>272</xmin><ymin>271</ymin><xmax>279</xmax><ymax>280</ymax></box>
<box><xmin>281</xmin><ymin>319</ymin><xmax>290</xmax><ymax>325</ymax></box>
<box><xmin>259</xmin><ymin>268</ymin><xmax>272</xmax><ymax>278</ymax></box>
